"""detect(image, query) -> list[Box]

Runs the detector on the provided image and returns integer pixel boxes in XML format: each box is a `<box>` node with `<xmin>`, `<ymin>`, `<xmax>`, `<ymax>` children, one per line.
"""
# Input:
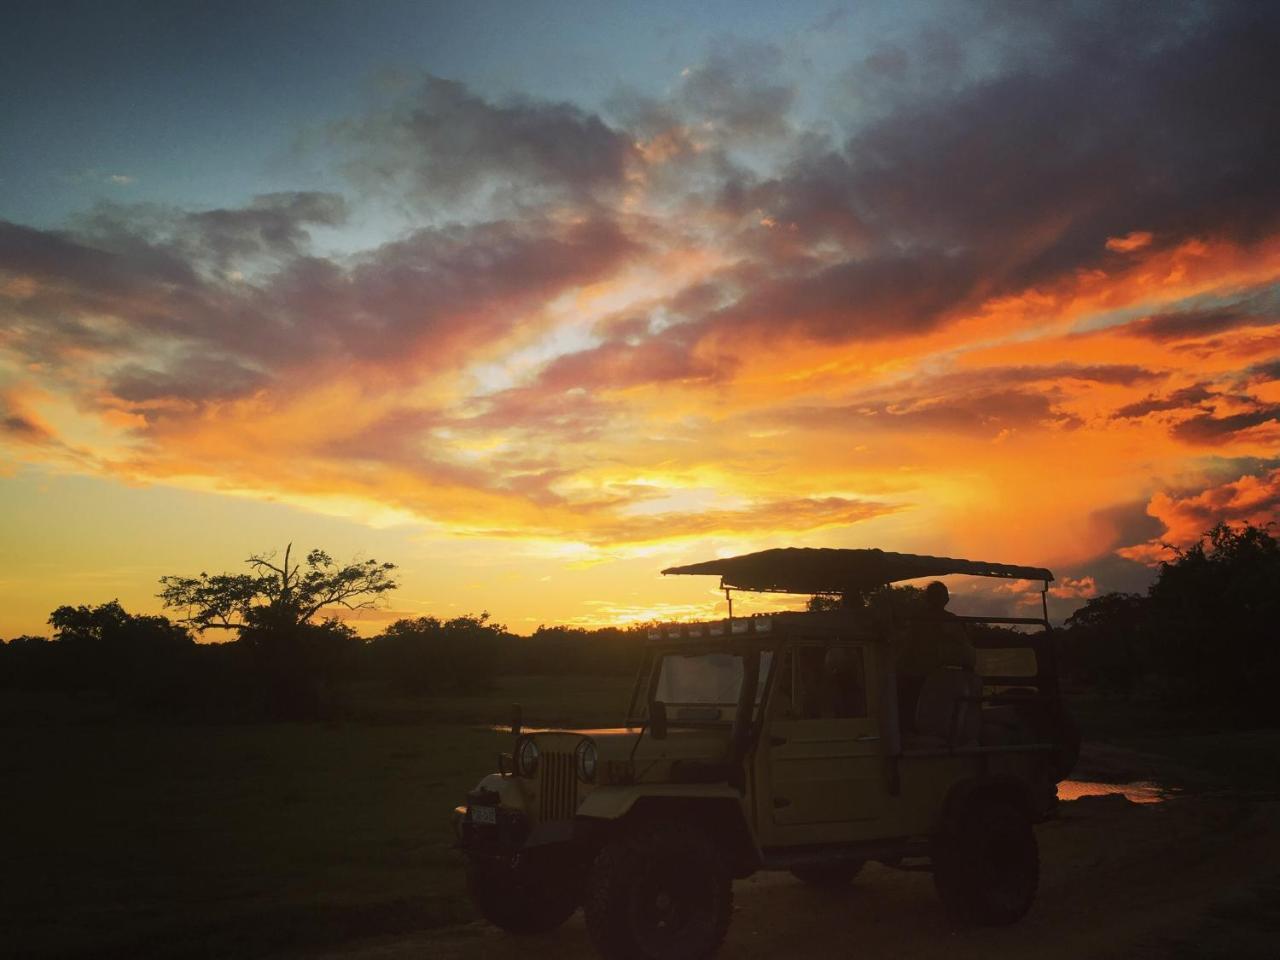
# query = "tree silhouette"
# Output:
<box><xmin>46</xmin><ymin>600</ymin><xmax>193</xmax><ymax>711</ymax></box>
<box><xmin>1062</xmin><ymin>592</ymin><xmax>1151</xmax><ymax>692</ymax></box>
<box><xmin>371</xmin><ymin>613</ymin><xmax>506</xmax><ymax>694</ymax></box>
<box><xmin>159</xmin><ymin>545</ymin><xmax>397</xmax><ymax>719</ymax></box>
<box><xmin>1148</xmin><ymin>522</ymin><xmax>1279</xmax><ymax>721</ymax></box>
<box><xmin>158</xmin><ymin>544</ymin><xmax>398</xmax><ymax>632</ymax></box>
<box><xmin>1060</xmin><ymin>522</ymin><xmax>1279</xmax><ymax>723</ymax></box>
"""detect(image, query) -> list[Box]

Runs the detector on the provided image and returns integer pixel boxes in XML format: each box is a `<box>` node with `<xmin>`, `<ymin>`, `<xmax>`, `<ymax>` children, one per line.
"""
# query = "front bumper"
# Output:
<box><xmin>454</xmin><ymin>791</ymin><xmax>599</xmax><ymax>859</ymax></box>
<box><xmin>454</xmin><ymin>788</ymin><xmax>531</xmax><ymax>855</ymax></box>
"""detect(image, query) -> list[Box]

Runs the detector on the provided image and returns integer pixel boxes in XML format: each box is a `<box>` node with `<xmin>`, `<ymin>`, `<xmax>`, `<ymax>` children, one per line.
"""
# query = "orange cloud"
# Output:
<box><xmin>1119</xmin><ymin>468</ymin><xmax>1280</xmax><ymax>564</ymax></box>
<box><xmin>1106</xmin><ymin>231</ymin><xmax>1154</xmax><ymax>253</ymax></box>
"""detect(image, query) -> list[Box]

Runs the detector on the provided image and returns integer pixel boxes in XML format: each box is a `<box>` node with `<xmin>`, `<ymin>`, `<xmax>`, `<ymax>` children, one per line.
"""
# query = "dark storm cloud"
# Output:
<box><xmin>930</xmin><ymin>363</ymin><xmax>1159</xmax><ymax>391</ymax></box>
<box><xmin>1</xmin><ymin>206</ymin><xmax>638</xmax><ymax>410</ymax></box>
<box><xmin>0</xmin><ymin>392</ymin><xmax>95</xmax><ymax>465</ymax></box>
<box><xmin>708</xmin><ymin>251</ymin><xmax>984</xmax><ymax>343</ymax></box>
<box><xmin>784</xmin><ymin>389</ymin><xmax>1072</xmax><ymax>438</ymax></box>
<box><xmin>1062</xmin><ymin>552</ymin><xmax>1158</xmax><ymax>599</ymax></box>
<box><xmin>1246</xmin><ymin>358</ymin><xmax>1280</xmax><ymax>382</ymax></box>
<box><xmin>1</xmin><ymin>411</ymin><xmax>53</xmax><ymax>443</ymax></box>
<box><xmin>687</xmin><ymin>0</ymin><xmax>1280</xmax><ymax>350</ymax></box>
<box><xmin>1042</xmin><ymin>499</ymin><xmax>1164</xmax><ymax>599</ymax></box>
<box><xmin>255</xmin><ymin>216</ymin><xmax>638</xmax><ymax>366</ymax></box>
<box><xmin>716</xmin><ymin>151</ymin><xmax>870</xmax><ymax>253</ymax></box>
<box><xmin>755</xmin><ymin>362</ymin><xmax>1163</xmax><ymax>440</ymax></box>
<box><xmin>674</xmin><ymin>41</ymin><xmax>796</xmax><ymax>141</ymax></box>
<box><xmin>843</xmin><ymin>0</ymin><xmax>1280</xmax><ymax>256</ymax></box>
<box><xmin>180</xmin><ymin>192</ymin><xmax>347</xmax><ymax>267</ymax></box>
<box><xmin>6</xmin><ymin>1</ymin><xmax>1280</xmax><ymax>452</ymax></box>
<box><xmin>1171</xmin><ymin>406</ymin><xmax>1280</xmax><ymax>445</ymax></box>
<box><xmin>335</xmin><ymin>76</ymin><xmax>636</xmax><ymax>211</ymax></box>
<box><xmin>868</xmin><ymin>390</ymin><xmax>1076</xmax><ymax>434</ymax></box>
<box><xmin>0</xmin><ymin>192</ymin><xmax>348</xmax><ymax>351</ymax></box>
<box><xmin>836</xmin><ymin>26</ymin><xmax>966</xmax><ymax>123</ymax></box>
<box><xmin>1114</xmin><ymin>385</ymin><xmax>1217</xmax><ymax>419</ymax></box>
<box><xmin>0</xmin><ymin>217</ymin><xmax>193</xmax><ymax>306</ymax></box>
<box><xmin>609</xmin><ymin>38</ymin><xmax>796</xmax><ymax>146</ymax></box>
<box><xmin>535</xmin><ymin>333</ymin><xmax>719</xmax><ymax>393</ymax></box>
<box><xmin>107</xmin><ymin>355</ymin><xmax>271</xmax><ymax>406</ymax></box>
<box><xmin>1088</xmin><ymin>500</ymin><xmax>1168</xmax><ymax>552</ymax></box>
<box><xmin>1126</xmin><ymin>307</ymin><xmax>1276</xmax><ymax>343</ymax></box>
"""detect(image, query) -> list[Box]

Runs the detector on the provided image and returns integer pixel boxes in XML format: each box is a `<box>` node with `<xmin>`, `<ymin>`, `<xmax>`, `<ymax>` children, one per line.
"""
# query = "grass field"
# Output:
<box><xmin>6</xmin><ymin>676</ymin><xmax>1277</xmax><ymax>959</ymax></box>
<box><xmin>0</xmin><ymin>676</ymin><xmax>633</xmax><ymax>960</ymax></box>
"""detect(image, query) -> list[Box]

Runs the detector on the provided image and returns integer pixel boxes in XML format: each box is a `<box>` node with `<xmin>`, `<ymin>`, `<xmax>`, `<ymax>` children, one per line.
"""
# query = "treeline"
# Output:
<box><xmin>1</xmin><ymin>608</ymin><xmax>648</xmax><ymax>722</ymax></box>
<box><xmin>4</xmin><ymin>523</ymin><xmax>1276</xmax><ymax>726</ymax></box>
<box><xmin>1056</xmin><ymin>522</ymin><xmax>1279</xmax><ymax>726</ymax></box>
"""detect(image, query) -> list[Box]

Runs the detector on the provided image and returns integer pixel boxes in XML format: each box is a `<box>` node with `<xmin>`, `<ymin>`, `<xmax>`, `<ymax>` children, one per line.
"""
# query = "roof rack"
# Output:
<box><xmin>644</xmin><ymin>614</ymin><xmax>777</xmax><ymax>643</ymax></box>
<box><xmin>662</xmin><ymin>547</ymin><xmax>1053</xmax><ymax>596</ymax></box>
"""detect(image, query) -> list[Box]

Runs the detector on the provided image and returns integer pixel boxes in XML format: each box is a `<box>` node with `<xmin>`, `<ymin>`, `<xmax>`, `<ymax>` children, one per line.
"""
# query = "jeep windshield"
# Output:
<box><xmin>649</xmin><ymin>650</ymin><xmax>773</xmax><ymax>723</ymax></box>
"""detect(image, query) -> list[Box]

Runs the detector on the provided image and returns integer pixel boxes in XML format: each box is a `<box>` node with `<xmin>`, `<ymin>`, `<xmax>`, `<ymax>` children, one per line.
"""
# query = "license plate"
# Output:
<box><xmin>471</xmin><ymin>805</ymin><xmax>497</xmax><ymax>825</ymax></box>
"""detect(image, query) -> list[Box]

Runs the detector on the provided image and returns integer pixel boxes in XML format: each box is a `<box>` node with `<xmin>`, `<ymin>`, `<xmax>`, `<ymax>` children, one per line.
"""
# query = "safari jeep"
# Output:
<box><xmin>452</xmin><ymin>547</ymin><xmax>1079</xmax><ymax>960</ymax></box>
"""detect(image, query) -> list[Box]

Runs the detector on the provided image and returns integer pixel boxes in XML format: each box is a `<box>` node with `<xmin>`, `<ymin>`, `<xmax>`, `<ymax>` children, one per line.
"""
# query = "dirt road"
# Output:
<box><xmin>312</xmin><ymin>766</ymin><xmax>1280</xmax><ymax>959</ymax></box>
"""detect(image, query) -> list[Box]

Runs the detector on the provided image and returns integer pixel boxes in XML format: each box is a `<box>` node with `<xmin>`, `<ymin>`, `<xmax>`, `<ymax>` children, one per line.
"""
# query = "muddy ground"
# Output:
<box><xmin>306</xmin><ymin>743</ymin><xmax>1280</xmax><ymax>960</ymax></box>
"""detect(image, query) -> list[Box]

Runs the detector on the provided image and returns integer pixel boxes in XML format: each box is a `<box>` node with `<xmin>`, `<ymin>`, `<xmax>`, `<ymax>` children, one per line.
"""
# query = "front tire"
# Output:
<box><xmin>791</xmin><ymin>860</ymin><xmax>864</xmax><ymax>887</ymax></box>
<box><xmin>466</xmin><ymin>856</ymin><xmax>578</xmax><ymax>935</ymax></box>
<box><xmin>933</xmin><ymin>799</ymin><xmax>1039</xmax><ymax>925</ymax></box>
<box><xmin>585</xmin><ymin>820</ymin><xmax>732</xmax><ymax>960</ymax></box>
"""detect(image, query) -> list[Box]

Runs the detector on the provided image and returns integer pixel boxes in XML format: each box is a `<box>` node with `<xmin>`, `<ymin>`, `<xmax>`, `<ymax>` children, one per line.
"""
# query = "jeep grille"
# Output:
<box><xmin>538</xmin><ymin>751</ymin><xmax>577</xmax><ymax>821</ymax></box>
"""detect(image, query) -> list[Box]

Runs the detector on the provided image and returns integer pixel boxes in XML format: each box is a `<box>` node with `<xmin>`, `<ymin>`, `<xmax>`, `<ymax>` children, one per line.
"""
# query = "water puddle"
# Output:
<box><xmin>1058</xmin><ymin>780</ymin><xmax>1170</xmax><ymax>804</ymax></box>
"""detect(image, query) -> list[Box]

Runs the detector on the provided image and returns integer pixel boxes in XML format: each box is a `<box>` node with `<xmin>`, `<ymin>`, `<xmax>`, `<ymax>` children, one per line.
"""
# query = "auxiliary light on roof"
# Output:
<box><xmin>645</xmin><ymin>615</ymin><xmax>773</xmax><ymax>642</ymax></box>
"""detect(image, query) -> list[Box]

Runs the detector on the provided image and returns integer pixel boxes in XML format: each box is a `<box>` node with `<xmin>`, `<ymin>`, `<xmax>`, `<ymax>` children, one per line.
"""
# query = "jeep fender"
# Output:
<box><xmin>576</xmin><ymin>783</ymin><xmax>743</xmax><ymax>820</ymax></box>
<box><xmin>577</xmin><ymin>785</ymin><xmax>761</xmax><ymax>876</ymax></box>
<box><xmin>474</xmin><ymin>772</ymin><xmax>527</xmax><ymax>812</ymax></box>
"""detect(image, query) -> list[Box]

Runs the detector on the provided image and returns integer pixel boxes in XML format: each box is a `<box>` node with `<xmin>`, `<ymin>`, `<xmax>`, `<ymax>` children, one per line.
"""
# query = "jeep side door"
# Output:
<box><xmin>754</xmin><ymin>640</ymin><xmax>888</xmax><ymax>845</ymax></box>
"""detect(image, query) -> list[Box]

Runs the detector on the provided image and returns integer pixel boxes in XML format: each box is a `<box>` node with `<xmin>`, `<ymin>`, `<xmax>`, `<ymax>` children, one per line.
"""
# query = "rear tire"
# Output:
<box><xmin>585</xmin><ymin>820</ymin><xmax>732</xmax><ymax>960</ymax></box>
<box><xmin>790</xmin><ymin>860</ymin><xmax>864</xmax><ymax>887</ymax></box>
<box><xmin>466</xmin><ymin>856</ymin><xmax>578</xmax><ymax>935</ymax></box>
<box><xmin>933</xmin><ymin>799</ymin><xmax>1039</xmax><ymax>925</ymax></box>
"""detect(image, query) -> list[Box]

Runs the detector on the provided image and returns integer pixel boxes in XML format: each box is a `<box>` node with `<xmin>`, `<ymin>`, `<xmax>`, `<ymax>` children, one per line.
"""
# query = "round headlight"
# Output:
<box><xmin>516</xmin><ymin>736</ymin><xmax>540</xmax><ymax>778</ymax></box>
<box><xmin>575</xmin><ymin>738</ymin><xmax>598</xmax><ymax>783</ymax></box>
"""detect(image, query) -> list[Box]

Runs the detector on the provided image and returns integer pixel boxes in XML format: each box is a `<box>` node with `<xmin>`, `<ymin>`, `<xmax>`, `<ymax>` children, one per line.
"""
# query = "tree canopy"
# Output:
<box><xmin>1061</xmin><ymin>522</ymin><xmax>1279</xmax><ymax>723</ymax></box>
<box><xmin>158</xmin><ymin>544</ymin><xmax>398</xmax><ymax>632</ymax></box>
<box><xmin>50</xmin><ymin>599</ymin><xmax>192</xmax><ymax>651</ymax></box>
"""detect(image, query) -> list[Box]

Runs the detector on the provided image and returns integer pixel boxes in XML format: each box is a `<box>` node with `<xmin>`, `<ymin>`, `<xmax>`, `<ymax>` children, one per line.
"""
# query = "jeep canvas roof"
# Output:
<box><xmin>662</xmin><ymin>547</ymin><xmax>1054</xmax><ymax>596</ymax></box>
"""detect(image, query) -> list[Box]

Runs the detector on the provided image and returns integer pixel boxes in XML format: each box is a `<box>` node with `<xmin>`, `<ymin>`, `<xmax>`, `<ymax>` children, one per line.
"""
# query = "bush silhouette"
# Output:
<box><xmin>4</xmin><ymin>524</ymin><xmax>1276</xmax><ymax>727</ymax></box>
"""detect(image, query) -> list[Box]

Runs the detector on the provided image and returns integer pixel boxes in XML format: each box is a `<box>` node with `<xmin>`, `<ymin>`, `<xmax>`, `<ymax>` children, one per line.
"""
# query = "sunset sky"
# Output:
<box><xmin>3</xmin><ymin>0</ymin><xmax>1279</xmax><ymax>638</ymax></box>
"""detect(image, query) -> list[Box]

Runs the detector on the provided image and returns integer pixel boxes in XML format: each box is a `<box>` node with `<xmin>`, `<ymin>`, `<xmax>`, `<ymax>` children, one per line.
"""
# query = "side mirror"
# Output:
<box><xmin>649</xmin><ymin>700</ymin><xmax>668</xmax><ymax>741</ymax></box>
<box><xmin>510</xmin><ymin>703</ymin><xmax>523</xmax><ymax>737</ymax></box>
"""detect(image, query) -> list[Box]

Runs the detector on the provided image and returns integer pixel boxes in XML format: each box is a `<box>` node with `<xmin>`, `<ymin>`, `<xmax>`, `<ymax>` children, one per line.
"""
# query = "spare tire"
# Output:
<box><xmin>1050</xmin><ymin>706</ymin><xmax>1081</xmax><ymax>782</ymax></box>
<box><xmin>995</xmin><ymin>690</ymin><xmax>1080</xmax><ymax>782</ymax></box>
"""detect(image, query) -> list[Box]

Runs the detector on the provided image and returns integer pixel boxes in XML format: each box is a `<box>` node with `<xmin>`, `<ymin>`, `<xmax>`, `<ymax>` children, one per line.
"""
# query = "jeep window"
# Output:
<box><xmin>653</xmin><ymin>651</ymin><xmax>773</xmax><ymax>721</ymax></box>
<box><xmin>778</xmin><ymin>643</ymin><xmax>868</xmax><ymax>719</ymax></box>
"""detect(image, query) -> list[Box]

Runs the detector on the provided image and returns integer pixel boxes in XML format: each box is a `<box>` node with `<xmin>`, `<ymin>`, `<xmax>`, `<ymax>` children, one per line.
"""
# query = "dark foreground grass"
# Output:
<box><xmin>1140</xmin><ymin>872</ymin><xmax>1280</xmax><ymax>959</ymax></box>
<box><xmin>7</xmin><ymin>678</ymin><xmax>1273</xmax><ymax>959</ymax></box>
<box><xmin>0</xmin><ymin>675</ymin><xmax>632</xmax><ymax>960</ymax></box>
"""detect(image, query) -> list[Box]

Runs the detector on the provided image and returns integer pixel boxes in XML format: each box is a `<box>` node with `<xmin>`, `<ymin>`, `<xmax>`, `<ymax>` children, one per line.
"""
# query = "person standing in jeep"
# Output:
<box><xmin>895</xmin><ymin>581</ymin><xmax>977</xmax><ymax>733</ymax></box>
